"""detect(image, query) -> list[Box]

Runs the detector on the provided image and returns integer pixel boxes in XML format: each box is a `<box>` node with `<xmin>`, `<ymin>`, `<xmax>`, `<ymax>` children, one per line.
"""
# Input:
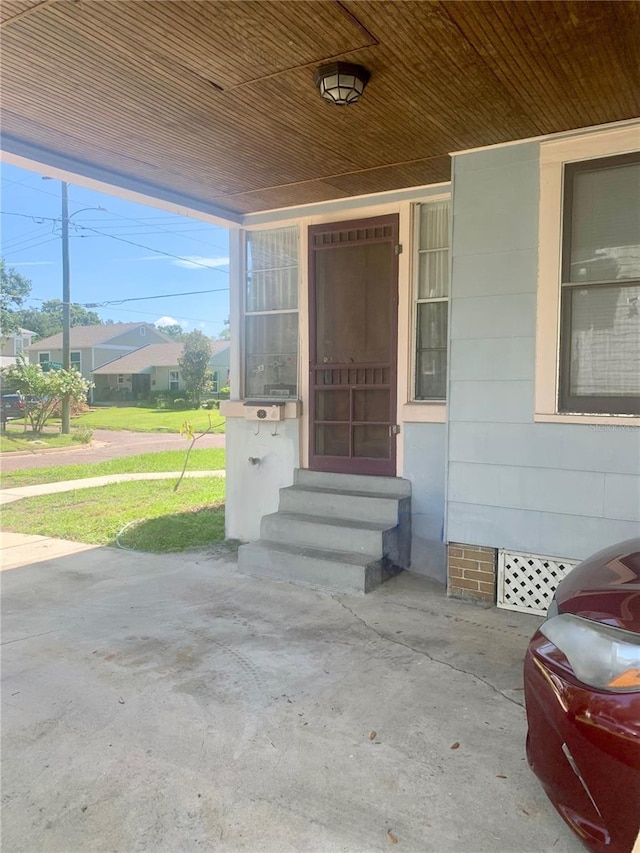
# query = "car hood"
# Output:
<box><xmin>556</xmin><ymin>538</ymin><xmax>640</xmax><ymax>634</ymax></box>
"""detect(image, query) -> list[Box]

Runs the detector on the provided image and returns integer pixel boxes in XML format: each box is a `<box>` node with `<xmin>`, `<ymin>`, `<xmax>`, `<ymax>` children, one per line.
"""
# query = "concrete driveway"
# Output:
<box><xmin>1</xmin><ymin>536</ymin><xmax>581</xmax><ymax>853</ymax></box>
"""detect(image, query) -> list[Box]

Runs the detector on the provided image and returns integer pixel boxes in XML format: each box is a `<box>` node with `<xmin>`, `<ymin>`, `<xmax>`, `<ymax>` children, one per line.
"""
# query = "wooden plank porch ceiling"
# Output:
<box><xmin>1</xmin><ymin>0</ymin><xmax>639</xmax><ymax>221</ymax></box>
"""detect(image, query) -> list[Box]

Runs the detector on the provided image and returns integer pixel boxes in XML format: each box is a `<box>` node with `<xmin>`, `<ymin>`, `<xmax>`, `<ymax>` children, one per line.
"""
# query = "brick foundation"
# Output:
<box><xmin>447</xmin><ymin>542</ymin><xmax>497</xmax><ymax>603</ymax></box>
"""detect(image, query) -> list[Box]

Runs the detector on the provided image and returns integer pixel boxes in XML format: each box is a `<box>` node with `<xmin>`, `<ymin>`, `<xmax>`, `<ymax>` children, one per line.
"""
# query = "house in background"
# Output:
<box><xmin>0</xmin><ymin>328</ymin><xmax>36</xmax><ymax>368</ymax></box>
<box><xmin>209</xmin><ymin>341</ymin><xmax>231</xmax><ymax>394</ymax></box>
<box><xmin>91</xmin><ymin>340</ymin><xmax>231</xmax><ymax>402</ymax></box>
<box><xmin>3</xmin><ymin>1</ymin><xmax>639</xmax><ymax>614</ymax></box>
<box><xmin>26</xmin><ymin>323</ymin><xmax>171</xmax><ymax>401</ymax></box>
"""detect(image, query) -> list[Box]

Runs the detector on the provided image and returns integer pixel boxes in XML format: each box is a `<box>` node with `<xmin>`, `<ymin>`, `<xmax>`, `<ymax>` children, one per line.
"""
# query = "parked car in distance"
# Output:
<box><xmin>0</xmin><ymin>392</ymin><xmax>25</xmax><ymax>428</ymax></box>
<box><xmin>524</xmin><ymin>538</ymin><xmax>640</xmax><ymax>853</ymax></box>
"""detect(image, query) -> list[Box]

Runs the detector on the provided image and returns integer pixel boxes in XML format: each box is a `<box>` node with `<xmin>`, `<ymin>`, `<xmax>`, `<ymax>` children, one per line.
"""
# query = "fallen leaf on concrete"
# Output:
<box><xmin>369</xmin><ymin>731</ymin><xmax>377</xmax><ymax>740</ymax></box>
<box><xmin>450</xmin><ymin>742</ymin><xmax>460</xmax><ymax>750</ymax></box>
<box><xmin>387</xmin><ymin>830</ymin><xmax>398</xmax><ymax>844</ymax></box>
<box><xmin>496</xmin><ymin>774</ymin><xmax>507</xmax><ymax>779</ymax></box>
<box><xmin>118</xmin><ymin>697</ymin><xmax>125</xmax><ymax>705</ymax></box>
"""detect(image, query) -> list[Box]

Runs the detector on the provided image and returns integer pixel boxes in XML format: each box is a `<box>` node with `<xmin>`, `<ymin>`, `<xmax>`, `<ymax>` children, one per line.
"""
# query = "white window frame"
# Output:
<box><xmin>412</xmin><ymin>198</ymin><xmax>450</xmax><ymax>403</ymax></box>
<box><xmin>211</xmin><ymin>371</ymin><xmax>219</xmax><ymax>394</ymax></box>
<box><xmin>39</xmin><ymin>352</ymin><xmax>50</xmax><ymax>365</ymax></box>
<box><xmin>169</xmin><ymin>370</ymin><xmax>180</xmax><ymax>392</ymax></box>
<box><xmin>117</xmin><ymin>374</ymin><xmax>125</xmax><ymax>385</ymax></box>
<box><xmin>402</xmin><ymin>194</ymin><xmax>450</xmax><ymax>424</ymax></box>
<box><xmin>535</xmin><ymin>125</ymin><xmax>640</xmax><ymax>424</ymax></box>
<box><xmin>241</xmin><ymin>225</ymin><xmax>299</xmax><ymax>401</ymax></box>
<box><xmin>70</xmin><ymin>351</ymin><xmax>81</xmax><ymax>371</ymax></box>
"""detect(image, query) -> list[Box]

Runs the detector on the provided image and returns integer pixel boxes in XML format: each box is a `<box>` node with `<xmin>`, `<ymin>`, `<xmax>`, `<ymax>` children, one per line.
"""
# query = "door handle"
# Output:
<box><xmin>389</xmin><ymin>424</ymin><xmax>400</xmax><ymax>436</ymax></box>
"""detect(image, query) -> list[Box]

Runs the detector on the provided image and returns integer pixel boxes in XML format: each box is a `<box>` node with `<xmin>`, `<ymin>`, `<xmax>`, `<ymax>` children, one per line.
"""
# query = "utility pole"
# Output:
<box><xmin>60</xmin><ymin>181</ymin><xmax>71</xmax><ymax>434</ymax></box>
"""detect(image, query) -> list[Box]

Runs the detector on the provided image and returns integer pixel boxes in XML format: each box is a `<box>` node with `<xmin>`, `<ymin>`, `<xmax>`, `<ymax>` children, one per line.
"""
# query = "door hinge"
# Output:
<box><xmin>394</xmin><ymin>244</ymin><xmax>403</xmax><ymax>255</ymax></box>
<box><xmin>390</xmin><ymin>424</ymin><xmax>401</xmax><ymax>435</ymax></box>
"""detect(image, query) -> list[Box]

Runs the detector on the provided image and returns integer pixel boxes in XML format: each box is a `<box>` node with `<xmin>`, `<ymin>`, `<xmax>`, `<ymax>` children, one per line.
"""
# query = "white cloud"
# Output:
<box><xmin>156</xmin><ymin>316</ymin><xmax>188</xmax><ymax>329</ymax></box>
<box><xmin>9</xmin><ymin>261</ymin><xmax>54</xmax><ymax>267</ymax></box>
<box><xmin>171</xmin><ymin>255</ymin><xmax>229</xmax><ymax>270</ymax></box>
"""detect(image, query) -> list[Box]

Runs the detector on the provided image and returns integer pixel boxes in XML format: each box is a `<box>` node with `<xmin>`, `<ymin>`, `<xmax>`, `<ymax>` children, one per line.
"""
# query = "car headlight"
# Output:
<box><xmin>540</xmin><ymin>613</ymin><xmax>640</xmax><ymax>692</ymax></box>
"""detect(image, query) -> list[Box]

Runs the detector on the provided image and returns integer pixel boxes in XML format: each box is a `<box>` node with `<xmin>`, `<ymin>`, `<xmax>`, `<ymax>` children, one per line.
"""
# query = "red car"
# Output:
<box><xmin>524</xmin><ymin>538</ymin><xmax>640</xmax><ymax>853</ymax></box>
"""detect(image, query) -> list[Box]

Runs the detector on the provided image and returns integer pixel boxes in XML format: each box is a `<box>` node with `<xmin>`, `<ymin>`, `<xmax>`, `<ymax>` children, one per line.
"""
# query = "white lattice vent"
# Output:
<box><xmin>497</xmin><ymin>550</ymin><xmax>579</xmax><ymax>616</ymax></box>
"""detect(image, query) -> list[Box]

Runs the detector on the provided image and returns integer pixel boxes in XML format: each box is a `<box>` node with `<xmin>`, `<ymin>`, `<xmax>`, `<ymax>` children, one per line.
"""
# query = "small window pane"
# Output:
<box><xmin>567</xmin><ymin>283</ymin><xmax>640</xmax><ymax>397</ymax></box>
<box><xmin>245</xmin><ymin>313</ymin><xmax>298</xmax><ymax>399</ymax></box>
<box><xmin>246</xmin><ymin>227</ymin><xmax>298</xmax><ymax>311</ymax></box>
<box><xmin>569</xmin><ymin>160</ymin><xmax>640</xmax><ymax>283</ymax></box>
<box><xmin>353</xmin><ymin>425</ymin><xmax>389</xmax><ymax>459</ymax></box>
<box><xmin>417</xmin><ymin>249</ymin><xmax>449</xmax><ymax>298</ymax></box>
<box><xmin>419</xmin><ymin>201</ymin><xmax>449</xmax><ymax>250</ymax></box>
<box><xmin>415</xmin><ymin>350</ymin><xmax>447</xmax><ymax>400</ymax></box>
<box><xmin>415</xmin><ymin>302</ymin><xmax>448</xmax><ymax>400</ymax></box>
<box><xmin>315</xmin><ymin>424</ymin><xmax>349</xmax><ymax>457</ymax></box>
<box><xmin>417</xmin><ymin>301</ymin><xmax>448</xmax><ymax>350</ymax></box>
<box><xmin>316</xmin><ymin>390</ymin><xmax>349</xmax><ymax>421</ymax></box>
<box><xmin>354</xmin><ymin>390</ymin><xmax>389</xmax><ymax>423</ymax></box>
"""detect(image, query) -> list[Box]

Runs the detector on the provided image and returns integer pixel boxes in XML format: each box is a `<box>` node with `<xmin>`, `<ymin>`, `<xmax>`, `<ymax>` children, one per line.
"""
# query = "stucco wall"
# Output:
<box><xmin>402</xmin><ymin>423</ymin><xmax>447</xmax><ymax>581</ymax></box>
<box><xmin>447</xmin><ymin>141</ymin><xmax>640</xmax><ymax>561</ymax></box>
<box><xmin>225</xmin><ymin>416</ymin><xmax>300</xmax><ymax>542</ymax></box>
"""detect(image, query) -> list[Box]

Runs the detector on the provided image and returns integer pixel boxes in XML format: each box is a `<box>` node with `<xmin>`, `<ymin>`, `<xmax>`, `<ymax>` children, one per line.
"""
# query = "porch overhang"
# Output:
<box><xmin>2</xmin><ymin>1</ymin><xmax>639</xmax><ymax>223</ymax></box>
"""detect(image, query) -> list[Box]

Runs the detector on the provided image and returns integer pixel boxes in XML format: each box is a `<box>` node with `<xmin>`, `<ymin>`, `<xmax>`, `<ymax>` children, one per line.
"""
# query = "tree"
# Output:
<box><xmin>14</xmin><ymin>299</ymin><xmax>104</xmax><ymax>340</ymax></box>
<box><xmin>1</xmin><ymin>359</ymin><xmax>91</xmax><ymax>434</ymax></box>
<box><xmin>215</xmin><ymin>315</ymin><xmax>230</xmax><ymax>341</ymax></box>
<box><xmin>156</xmin><ymin>323</ymin><xmax>186</xmax><ymax>341</ymax></box>
<box><xmin>177</xmin><ymin>330</ymin><xmax>212</xmax><ymax>406</ymax></box>
<box><xmin>0</xmin><ymin>259</ymin><xmax>32</xmax><ymax>335</ymax></box>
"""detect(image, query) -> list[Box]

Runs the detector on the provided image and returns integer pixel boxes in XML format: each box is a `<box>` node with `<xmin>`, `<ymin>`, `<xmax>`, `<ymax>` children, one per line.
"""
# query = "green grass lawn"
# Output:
<box><xmin>0</xmin><ymin>425</ymin><xmax>77</xmax><ymax>454</ymax></box>
<box><xmin>1</xmin><ymin>478</ymin><xmax>226</xmax><ymax>551</ymax></box>
<box><xmin>0</xmin><ymin>448</ymin><xmax>226</xmax><ymax>489</ymax></box>
<box><xmin>73</xmin><ymin>406</ymin><xmax>226</xmax><ymax>434</ymax></box>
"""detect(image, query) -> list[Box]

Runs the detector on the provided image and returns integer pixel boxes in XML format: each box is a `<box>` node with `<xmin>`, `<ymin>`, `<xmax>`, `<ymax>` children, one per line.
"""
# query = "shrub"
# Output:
<box><xmin>72</xmin><ymin>425</ymin><xmax>93</xmax><ymax>444</ymax></box>
<box><xmin>154</xmin><ymin>392</ymin><xmax>171</xmax><ymax>409</ymax></box>
<box><xmin>171</xmin><ymin>397</ymin><xmax>188</xmax><ymax>409</ymax></box>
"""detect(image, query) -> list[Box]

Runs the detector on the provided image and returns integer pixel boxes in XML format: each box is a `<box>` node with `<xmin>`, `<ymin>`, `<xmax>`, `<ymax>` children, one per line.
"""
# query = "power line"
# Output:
<box><xmin>1</xmin><ymin>210</ymin><xmax>229</xmax><ymax>270</ymax></box>
<box><xmin>2</xmin><ymin>179</ymin><xmax>229</xmax><ymax>252</ymax></box>
<box><xmin>22</xmin><ymin>296</ymin><xmax>229</xmax><ymax>327</ymax></box>
<box><xmin>71</xmin><ymin>223</ymin><xmax>230</xmax><ymax>271</ymax></box>
<box><xmin>4</xmin><ymin>236</ymin><xmax>59</xmax><ymax>256</ymax></box>
<box><xmin>84</xmin><ymin>286</ymin><xmax>229</xmax><ymax>307</ymax></box>
<box><xmin>2</xmin><ymin>224</ymin><xmax>53</xmax><ymax>251</ymax></box>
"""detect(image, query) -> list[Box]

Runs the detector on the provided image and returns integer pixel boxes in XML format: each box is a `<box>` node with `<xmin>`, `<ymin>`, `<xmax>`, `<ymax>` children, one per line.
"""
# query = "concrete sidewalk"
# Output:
<box><xmin>0</xmin><ymin>470</ymin><xmax>225</xmax><ymax>504</ymax></box>
<box><xmin>1</xmin><ymin>536</ymin><xmax>582</xmax><ymax>853</ymax></box>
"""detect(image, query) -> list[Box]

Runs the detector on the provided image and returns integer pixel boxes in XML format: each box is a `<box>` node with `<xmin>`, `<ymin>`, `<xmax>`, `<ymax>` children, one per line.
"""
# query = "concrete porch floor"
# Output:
<box><xmin>1</xmin><ymin>535</ymin><xmax>582</xmax><ymax>852</ymax></box>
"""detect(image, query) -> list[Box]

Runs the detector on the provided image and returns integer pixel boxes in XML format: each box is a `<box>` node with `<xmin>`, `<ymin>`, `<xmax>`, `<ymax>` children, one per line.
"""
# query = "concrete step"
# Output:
<box><xmin>237</xmin><ymin>540</ymin><xmax>401</xmax><ymax>595</ymax></box>
<box><xmin>260</xmin><ymin>511</ymin><xmax>396</xmax><ymax>558</ymax></box>
<box><xmin>278</xmin><ymin>484</ymin><xmax>407</xmax><ymax>526</ymax></box>
<box><xmin>294</xmin><ymin>469</ymin><xmax>411</xmax><ymax>498</ymax></box>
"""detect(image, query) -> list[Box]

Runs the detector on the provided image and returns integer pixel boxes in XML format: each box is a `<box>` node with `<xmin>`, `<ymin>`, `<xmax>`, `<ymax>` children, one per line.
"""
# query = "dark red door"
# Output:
<box><xmin>309</xmin><ymin>214</ymin><xmax>399</xmax><ymax>476</ymax></box>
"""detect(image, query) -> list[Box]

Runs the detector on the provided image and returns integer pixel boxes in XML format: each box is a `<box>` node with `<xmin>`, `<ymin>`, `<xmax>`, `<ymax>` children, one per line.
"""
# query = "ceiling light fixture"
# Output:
<box><xmin>314</xmin><ymin>62</ymin><xmax>370</xmax><ymax>106</ymax></box>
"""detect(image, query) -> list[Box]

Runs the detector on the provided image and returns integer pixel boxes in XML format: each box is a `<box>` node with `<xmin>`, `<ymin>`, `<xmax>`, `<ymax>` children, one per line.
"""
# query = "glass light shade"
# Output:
<box><xmin>314</xmin><ymin>62</ymin><xmax>370</xmax><ymax>106</ymax></box>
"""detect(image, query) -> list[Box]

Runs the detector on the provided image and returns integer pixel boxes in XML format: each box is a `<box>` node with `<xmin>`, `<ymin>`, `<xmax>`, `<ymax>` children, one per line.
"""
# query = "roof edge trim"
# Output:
<box><xmin>449</xmin><ymin>118</ymin><xmax>640</xmax><ymax>158</ymax></box>
<box><xmin>0</xmin><ymin>136</ymin><xmax>242</xmax><ymax>227</ymax></box>
<box><xmin>241</xmin><ymin>181</ymin><xmax>451</xmax><ymax>227</ymax></box>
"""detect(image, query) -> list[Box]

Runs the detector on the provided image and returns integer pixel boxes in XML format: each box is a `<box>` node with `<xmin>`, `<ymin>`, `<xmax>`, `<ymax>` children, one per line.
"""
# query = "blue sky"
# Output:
<box><xmin>1</xmin><ymin>162</ymin><xmax>230</xmax><ymax>337</ymax></box>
